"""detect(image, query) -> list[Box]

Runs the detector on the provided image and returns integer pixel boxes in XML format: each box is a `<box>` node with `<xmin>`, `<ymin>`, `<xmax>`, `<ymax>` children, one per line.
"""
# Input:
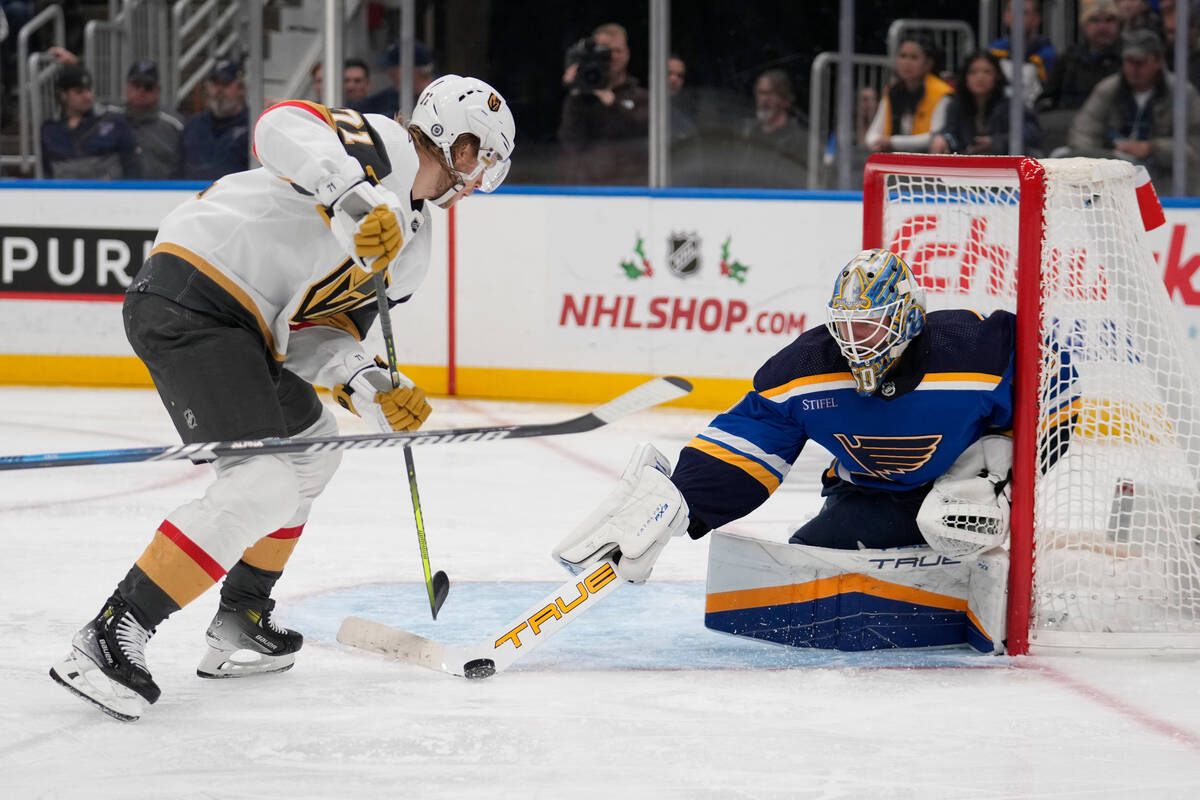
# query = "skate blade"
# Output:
<box><xmin>196</xmin><ymin>647</ymin><xmax>296</xmax><ymax>679</ymax></box>
<box><xmin>49</xmin><ymin>651</ymin><xmax>146</xmax><ymax>722</ymax></box>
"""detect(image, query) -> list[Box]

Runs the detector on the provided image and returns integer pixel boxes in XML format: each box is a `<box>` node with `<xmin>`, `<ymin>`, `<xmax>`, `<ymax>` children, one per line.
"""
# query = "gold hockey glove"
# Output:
<box><xmin>333</xmin><ymin>355</ymin><xmax>432</xmax><ymax>433</ymax></box>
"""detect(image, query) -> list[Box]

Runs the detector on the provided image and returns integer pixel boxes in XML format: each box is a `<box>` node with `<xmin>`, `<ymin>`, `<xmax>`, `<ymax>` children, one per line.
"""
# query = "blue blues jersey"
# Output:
<box><xmin>182</xmin><ymin>107</ymin><xmax>250</xmax><ymax>181</ymax></box>
<box><xmin>40</xmin><ymin>109</ymin><xmax>141</xmax><ymax>179</ymax></box>
<box><xmin>673</xmin><ymin>309</ymin><xmax>1017</xmax><ymax>535</ymax></box>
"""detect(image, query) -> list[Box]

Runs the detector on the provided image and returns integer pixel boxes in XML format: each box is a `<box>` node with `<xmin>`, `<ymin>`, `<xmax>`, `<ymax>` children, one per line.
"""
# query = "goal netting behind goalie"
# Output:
<box><xmin>863</xmin><ymin>154</ymin><xmax>1200</xmax><ymax>655</ymax></box>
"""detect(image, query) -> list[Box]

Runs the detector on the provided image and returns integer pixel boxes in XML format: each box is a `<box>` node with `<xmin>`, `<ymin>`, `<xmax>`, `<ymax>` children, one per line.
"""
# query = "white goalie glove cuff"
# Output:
<box><xmin>552</xmin><ymin>443</ymin><xmax>690</xmax><ymax>584</ymax></box>
<box><xmin>917</xmin><ymin>435</ymin><xmax>1013</xmax><ymax>558</ymax></box>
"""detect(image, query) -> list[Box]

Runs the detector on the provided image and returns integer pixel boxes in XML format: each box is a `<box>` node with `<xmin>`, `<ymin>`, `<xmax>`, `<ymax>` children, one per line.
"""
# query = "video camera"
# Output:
<box><xmin>565</xmin><ymin>37</ymin><xmax>612</xmax><ymax>93</ymax></box>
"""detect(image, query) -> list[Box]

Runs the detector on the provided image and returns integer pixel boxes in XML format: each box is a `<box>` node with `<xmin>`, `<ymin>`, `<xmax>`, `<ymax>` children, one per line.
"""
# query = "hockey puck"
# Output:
<box><xmin>462</xmin><ymin>658</ymin><xmax>495</xmax><ymax>679</ymax></box>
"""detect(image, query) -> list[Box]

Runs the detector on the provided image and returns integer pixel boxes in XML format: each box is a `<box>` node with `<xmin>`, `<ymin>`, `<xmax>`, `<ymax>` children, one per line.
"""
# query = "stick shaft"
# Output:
<box><xmin>375</xmin><ymin>271</ymin><xmax>445</xmax><ymax>620</ymax></box>
<box><xmin>404</xmin><ymin>445</ymin><xmax>440</xmax><ymax>615</ymax></box>
<box><xmin>372</xmin><ymin>271</ymin><xmax>403</xmax><ymax>389</ymax></box>
<box><xmin>0</xmin><ymin>377</ymin><xmax>693</xmax><ymax>471</ymax></box>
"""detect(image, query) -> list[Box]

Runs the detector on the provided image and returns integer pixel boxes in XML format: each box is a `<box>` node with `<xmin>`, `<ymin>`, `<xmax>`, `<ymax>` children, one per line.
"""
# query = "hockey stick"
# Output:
<box><xmin>0</xmin><ymin>376</ymin><xmax>693</xmax><ymax>471</ymax></box>
<box><xmin>336</xmin><ymin>557</ymin><xmax>622</xmax><ymax>678</ymax></box>
<box><xmin>404</xmin><ymin>446</ymin><xmax>449</xmax><ymax>618</ymax></box>
<box><xmin>371</xmin><ymin>270</ymin><xmax>449</xmax><ymax>619</ymax></box>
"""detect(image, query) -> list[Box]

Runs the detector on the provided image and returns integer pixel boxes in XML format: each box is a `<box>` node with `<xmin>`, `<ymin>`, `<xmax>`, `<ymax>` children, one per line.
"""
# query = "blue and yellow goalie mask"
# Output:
<box><xmin>826</xmin><ymin>249</ymin><xmax>927</xmax><ymax>395</ymax></box>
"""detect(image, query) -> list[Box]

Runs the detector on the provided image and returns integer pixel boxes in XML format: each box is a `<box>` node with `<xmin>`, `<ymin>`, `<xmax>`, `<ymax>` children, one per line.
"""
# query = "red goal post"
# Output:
<box><xmin>862</xmin><ymin>153</ymin><xmax>1200</xmax><ymax>655</ymax></box>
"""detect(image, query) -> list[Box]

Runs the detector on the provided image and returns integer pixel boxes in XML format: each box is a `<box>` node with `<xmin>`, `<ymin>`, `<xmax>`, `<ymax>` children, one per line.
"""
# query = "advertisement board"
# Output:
<box><xmin>1</xmin><ymin>184</ymin><xmax>1197</xmax><ymax>409</ymax></box>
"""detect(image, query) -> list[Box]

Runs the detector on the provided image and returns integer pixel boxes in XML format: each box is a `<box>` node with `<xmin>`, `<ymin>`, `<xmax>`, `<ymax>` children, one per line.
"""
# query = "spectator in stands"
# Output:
<box><xmin>121</xmin><ymin>60</ymin><xmax>183</xmax><ymax>180</ymax></box>
<box><xmin>865</xmin><ymin>34</ymin><xmax>953</xmax><ymax>154</ymax></box>
<box><xmin>557</xmin><ymin>22</ymin><xmax>649</xmax><ymax>185</ymax></box>
<box><xmin>856</xmin><ymin>87</ymin><xmax>880</xmax><ymax>147</ymax></box>
<box><xmin>1039</xmin><ymin>0</ymin><xmax>1122</xmax><ymax>111</ymax></box>
<box><xmin>181</xmin><ymin>58</ymin><xmax>249</xmax><ymax>181</ymax></box>
<box><xmin>1161</xmin><ymin>0</ymin><xmax>1200</xmax><ymax>91</ymax></box>
<box><xmin>40</xmin><ymin>64</ymin><xmax>141</xmax><ymax>180</ymax></box>
<box><xmin>668</xmin><ymin>53</ymin><xmax>697</xmax><ymax>142</ymax></box>
<box><xmin>989</xmin><ymin>0</ymin><xmax>1057</xmax><ymax>108</ymax></box>
<box><xmin>822</xmin><ymin>86</ymin><xmax>881</xmax><ymax>186</ymax></box>
<box><xmin>666</xmin><ymin>52</ymin><xmax>705</xmax><ymax>185</ymax></box>
<box><xmin>0</xmin><ymin>3</ymin><xmax>29</xmax><ymax>119</ymax></box>
<box><xmin>1117</xmin><ymin>0</ymin><xmax>1163</xmax><ymax>35</ymax></box>
<box><xmin>1067</xmin><ymin>28</ymin><xmax>1200</xmax><ymax>193</ymax></box>
<box><xmin>309</xmin><ymin>59</ymin><xmax>323</xmax><ymax>101</ymax></box>
<box><xmin>343</xmin><ymin>57</ymin><xmax>371</xmax><ymax>105</ymax></box>
<box><xmin>354</xmin><ymin>40</ymin><xmax>434</xmax><ymax>117</ymax></box>
<box><xmin>727</xmin><ymin>68</ymin><xmax>808</xmax><ymax>188</ymax></box>
<box><xmin>931</xmin><ymin>51</ymin><xmax>1041</xmax><ymax>155</ymax></box>
<box><xmin>310</xmin><ymin>58</ymin><xmax>372</xmax><ymax>106</ymax></box>
<box><xmin>1036</xmin><ymin>0</ymin><xmax>1123</xmax><ymax>152</ymax></box>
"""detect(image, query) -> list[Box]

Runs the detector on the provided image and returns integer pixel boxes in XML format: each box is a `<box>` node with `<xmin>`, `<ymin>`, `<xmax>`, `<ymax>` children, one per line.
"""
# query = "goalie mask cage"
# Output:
<box><xmin>862</xmin><ymin>154</ymin><xmax>1200</xmax><ymax>655</ymax></box>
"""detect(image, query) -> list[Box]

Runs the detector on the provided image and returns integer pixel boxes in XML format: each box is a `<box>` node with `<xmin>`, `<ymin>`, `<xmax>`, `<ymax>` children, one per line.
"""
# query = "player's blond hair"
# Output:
<box><xmin>402</xmin><ymin>117</ymin><xmax>480</xmax><ymax>186</ymax></box>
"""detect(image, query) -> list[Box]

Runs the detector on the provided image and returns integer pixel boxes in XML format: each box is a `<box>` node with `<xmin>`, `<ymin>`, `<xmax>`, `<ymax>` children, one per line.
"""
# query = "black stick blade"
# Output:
<box><xmin>430</xmin><ymin>570</ymin><xmax>450</xmax><ymax>620</ymax></box>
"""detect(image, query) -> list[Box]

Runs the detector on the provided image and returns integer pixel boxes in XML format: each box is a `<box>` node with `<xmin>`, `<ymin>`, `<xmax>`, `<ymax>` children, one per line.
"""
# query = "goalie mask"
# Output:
<box><xmin>826</xmin><ymin>249</ymin><xmax>926</xmax><ymax>395</ymax></box>
<box><xmin>410</xmin><ymin>74</ymin><xmax>515</xmax><ymax>198</ymax></box>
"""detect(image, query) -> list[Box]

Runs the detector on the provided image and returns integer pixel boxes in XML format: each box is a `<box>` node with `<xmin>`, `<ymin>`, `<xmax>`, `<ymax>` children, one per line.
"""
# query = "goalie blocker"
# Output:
<box><xmin>553</xmin><ymin>443</ymin><xmax>690</xmax><ymax>584</ymax></box>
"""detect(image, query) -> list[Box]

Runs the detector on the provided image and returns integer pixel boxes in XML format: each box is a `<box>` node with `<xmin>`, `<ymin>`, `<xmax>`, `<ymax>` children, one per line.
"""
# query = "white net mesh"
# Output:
<box><xmin>877</xmin><ymin>157</ymin><xmax>1200</xmax><ymax>651</ymax></box>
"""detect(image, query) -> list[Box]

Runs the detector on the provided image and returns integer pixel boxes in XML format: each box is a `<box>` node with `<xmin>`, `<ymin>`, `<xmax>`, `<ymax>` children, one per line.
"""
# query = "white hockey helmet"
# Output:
<box><xmin>410</xmin><ymin>74</ymin><xmax>515</xmax><ymax>193</ymax></box>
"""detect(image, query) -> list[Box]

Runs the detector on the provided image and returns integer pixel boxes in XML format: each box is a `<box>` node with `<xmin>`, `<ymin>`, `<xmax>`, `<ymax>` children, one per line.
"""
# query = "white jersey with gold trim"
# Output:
<box><xmin>152</xmin><ymin>102</ymin><xmax>432</xmax><ymax>385</ymax></box>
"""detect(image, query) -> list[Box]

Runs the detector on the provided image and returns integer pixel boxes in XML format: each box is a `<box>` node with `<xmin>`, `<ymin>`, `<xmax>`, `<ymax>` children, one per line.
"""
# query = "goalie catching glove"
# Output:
<box><xmin>917</xmin><ymin>435</ymin><xmax>1013</xmax><ymax>558</ymax></box>
<box><xmin>332</xmin><ymin>352</ymin><xmax>431</xmax><ymax>433</ymax></box>
<box><xmin>553</xmin><ymin>442</ymin><xmax>689</xmax><ymax>584</ymax></box>
<box><xmin>316</xmin><ymin>167</ymin><xmax>404</xmax><ymax>273</ymax></box>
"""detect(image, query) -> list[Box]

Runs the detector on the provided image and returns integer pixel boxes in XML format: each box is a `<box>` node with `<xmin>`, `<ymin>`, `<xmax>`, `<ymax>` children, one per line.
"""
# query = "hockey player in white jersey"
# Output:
<box><xmin>50</xmin><ymin>75</ymin><xmax>515</xmax><ymax>721</ymax></box>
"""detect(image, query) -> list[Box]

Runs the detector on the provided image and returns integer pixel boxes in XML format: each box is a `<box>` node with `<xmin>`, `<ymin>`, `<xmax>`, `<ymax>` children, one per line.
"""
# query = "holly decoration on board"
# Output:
<box><xmin>620</xmin><ymin>235</ymin><xmax>654</xmax><ymax>279</ymax></box>
<box><xmin>719</xmin><ymin>236</ymin><xmax>749</xmax><ymax>284</ymax></box>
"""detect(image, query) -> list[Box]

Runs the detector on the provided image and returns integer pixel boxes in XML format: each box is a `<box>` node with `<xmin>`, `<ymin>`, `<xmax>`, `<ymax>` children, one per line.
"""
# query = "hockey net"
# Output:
<box><xmin>863</xmin><ymin>154</ymin><xmax>1200</xmax><ymax>654</ymax></box>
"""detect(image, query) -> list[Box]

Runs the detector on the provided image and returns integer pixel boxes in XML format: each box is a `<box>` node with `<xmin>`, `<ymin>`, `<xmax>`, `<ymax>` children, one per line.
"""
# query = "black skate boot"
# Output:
<box><xmin>49</xmin><ymin>594</ymin><xmax>160</xmax><ymax>722</ymax></box>
<box><xmin>196</xmin><ymin>598</ymin><xmax>303</xmax><ymax>678</ymax></box>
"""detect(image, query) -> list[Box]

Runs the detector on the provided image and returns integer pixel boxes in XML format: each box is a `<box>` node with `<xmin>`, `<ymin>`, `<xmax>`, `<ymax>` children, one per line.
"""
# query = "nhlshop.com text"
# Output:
<box><xmin>559</xmin><ymin>293</ymin><xmax>806</xmax><ymax>335</ymax></box>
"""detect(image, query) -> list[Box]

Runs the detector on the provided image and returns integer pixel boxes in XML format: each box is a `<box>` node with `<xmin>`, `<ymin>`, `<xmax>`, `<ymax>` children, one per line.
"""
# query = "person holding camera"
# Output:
<box><xmin>557</xmin><ymin>22</ymin><xmax>649</xmax><ymax>185</ymax></box>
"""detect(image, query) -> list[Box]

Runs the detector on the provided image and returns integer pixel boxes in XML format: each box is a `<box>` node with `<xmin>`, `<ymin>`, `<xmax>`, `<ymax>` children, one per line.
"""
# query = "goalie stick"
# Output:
<box><xmin>0</xmin><ymin>376</ymin><xmax>693</xmax><ymax>470</ymax></box>
<box><xmin>336</xmin><ymin>557</ymin><xmax>622</xmax><ymax>678</ymax></box>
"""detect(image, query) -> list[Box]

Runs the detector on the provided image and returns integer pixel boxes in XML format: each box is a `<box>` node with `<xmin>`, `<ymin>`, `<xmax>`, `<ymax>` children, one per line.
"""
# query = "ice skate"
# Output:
<box><xmin>49</xmin><ymin>596</ymin><xmax>160</xmax><ymax>722</ymax></box>
<box><xmin>196</xmin><ymin>599</ymin><xmax>303</xmax><ymax>678</ymax></box>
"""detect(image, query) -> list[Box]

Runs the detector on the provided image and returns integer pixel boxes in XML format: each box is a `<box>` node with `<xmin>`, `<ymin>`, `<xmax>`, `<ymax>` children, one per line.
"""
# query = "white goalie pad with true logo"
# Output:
<box><xmin>704</xmin><ymin>531</ymin><xmax>1009</xmax><ymax>654</ymax></box>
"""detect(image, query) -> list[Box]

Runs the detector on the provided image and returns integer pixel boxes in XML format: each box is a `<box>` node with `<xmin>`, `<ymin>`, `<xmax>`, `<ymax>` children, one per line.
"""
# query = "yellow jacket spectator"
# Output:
<box><xmin>866</xmin><ymin>35</ymin><xmax>953</xmax><ymax>153</ymax></box>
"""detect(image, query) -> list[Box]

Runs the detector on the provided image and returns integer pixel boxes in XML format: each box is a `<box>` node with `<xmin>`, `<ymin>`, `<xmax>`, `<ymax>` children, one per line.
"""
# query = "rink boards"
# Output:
<box><xmin>1</xmin><ymin>183</ymin><xmax>1200</xmax><ymax>410</ymax></box>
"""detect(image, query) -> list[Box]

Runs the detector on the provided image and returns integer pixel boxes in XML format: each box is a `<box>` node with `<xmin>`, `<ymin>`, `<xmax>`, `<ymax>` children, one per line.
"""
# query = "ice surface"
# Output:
<box><xmin>2</xmin><ymin>387</ymin><xmax>1199</xmax><ymax>799</ymax></box>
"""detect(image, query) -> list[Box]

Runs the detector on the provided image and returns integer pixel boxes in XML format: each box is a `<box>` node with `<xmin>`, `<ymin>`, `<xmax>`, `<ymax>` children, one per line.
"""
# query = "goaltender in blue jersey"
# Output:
<box><xmin>674</xmin><ymin>250</ymin><xmax>1016</xmax><ymax>550</ymax></box>
<box><xmin>555</xmin><ymin>248</ymin><xmax>1077</xmax><ymax>591</ymax></box>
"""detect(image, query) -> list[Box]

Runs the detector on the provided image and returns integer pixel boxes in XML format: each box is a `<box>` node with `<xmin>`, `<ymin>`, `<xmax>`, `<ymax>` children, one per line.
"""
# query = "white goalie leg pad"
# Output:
<box><xmin>917</xmin><ymin>435</ymin><xmax>1013</xmax><ymax>558</ymax></box>
<box><xmin>967</xmin><ymin>549</ymin><xmax>1009</xmax><ymax>654</ymax></box>
<box><xmin>705</xmin><ymin>532</ymin><xmax>976</xmax><ymax>650</ymax></box>
<box><xmin>553</xmin><ymin>442</ymin><xmax>689</xmax><ymax>584</ymax></box>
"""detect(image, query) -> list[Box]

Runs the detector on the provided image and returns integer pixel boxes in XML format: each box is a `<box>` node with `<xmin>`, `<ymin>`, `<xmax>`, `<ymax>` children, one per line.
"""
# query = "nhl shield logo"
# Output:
<box><xmin>667</xmin><ymin>232</ymin><xmax>701</xmax><ymax>279</ymax></box>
